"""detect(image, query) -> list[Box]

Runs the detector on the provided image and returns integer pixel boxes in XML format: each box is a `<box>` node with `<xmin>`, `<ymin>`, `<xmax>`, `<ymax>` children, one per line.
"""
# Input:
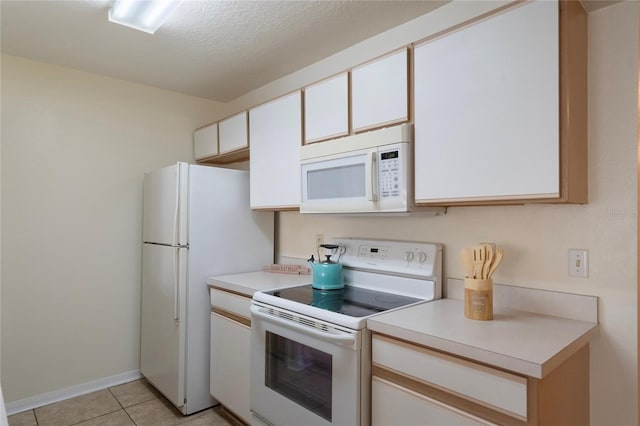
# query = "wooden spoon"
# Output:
<box><xmin>473</xmin><ymin>245</ymin><xmax>485</xmax><ymax>279</ymax></box>
<box><xmin>482</xmin><ymin>244</ymin><xmax>494</xmax><ymax>280</ymax></box>
<box><xmin>488</xmin><ymin>248</ymin><xmax>504</xmax><ymax>278</ymax></box>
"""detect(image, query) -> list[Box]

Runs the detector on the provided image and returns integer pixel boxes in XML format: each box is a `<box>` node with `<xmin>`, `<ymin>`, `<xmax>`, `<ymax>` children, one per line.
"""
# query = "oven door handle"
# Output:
<box><xmin>251</xmin><ymin>305</ymin><xmax>357</xmax><ymax>348</ymax></box>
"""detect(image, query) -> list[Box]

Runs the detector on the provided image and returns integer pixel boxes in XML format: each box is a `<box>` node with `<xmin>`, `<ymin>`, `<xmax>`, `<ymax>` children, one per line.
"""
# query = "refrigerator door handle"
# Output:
<box><xmin>173</xmin><ymin>248</ymin><xmax>179</xmax><ymax>323</ymax></box>
<box><xmin>173</xmin><ymin>165</ymin><xmax>181</xmax><ymax>246</ymax></box>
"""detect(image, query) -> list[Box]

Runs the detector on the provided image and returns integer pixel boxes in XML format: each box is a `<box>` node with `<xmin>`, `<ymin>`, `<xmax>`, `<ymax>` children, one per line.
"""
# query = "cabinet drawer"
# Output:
<box><xmin>372</xmin><ymin>376</ymin><xmax>495</xmax><ymax>426</ymax></box>
<box><xmin>372</xmin><ymin>335</ymin><xmax>527</xmax><ymax>420</ymax></box>
<box><xmin>210</xmin><ymin>288</ymin><xmax>251</xmax><ymax>321</ymax></box>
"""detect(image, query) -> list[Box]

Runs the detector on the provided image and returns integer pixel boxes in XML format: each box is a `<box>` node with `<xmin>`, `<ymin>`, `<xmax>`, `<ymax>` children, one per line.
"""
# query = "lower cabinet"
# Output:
<box><xmin>210</xmin><ymin>288</ymin><xmax>252</xmax><ymax>424</ymax></box>
<box><xmin>371</xmin><ymin>333</ymin><xmax>590</xmax><ymax>426</ymax></box>
<box><xmin>373</xmin><ymin>376</ymin><xmax>493</xmax><ymax>426</ymax></box>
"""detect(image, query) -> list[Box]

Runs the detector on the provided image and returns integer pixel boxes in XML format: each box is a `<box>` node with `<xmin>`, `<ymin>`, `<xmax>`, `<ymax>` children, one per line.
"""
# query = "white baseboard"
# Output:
<box><xmin>5</xmin><ymin>369</ymin><xmax>142</xmax><ymax>416</ymax></box>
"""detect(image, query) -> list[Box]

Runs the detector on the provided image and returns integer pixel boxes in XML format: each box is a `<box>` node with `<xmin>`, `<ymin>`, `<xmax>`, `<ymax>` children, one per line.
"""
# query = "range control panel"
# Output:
<box><xmin>330</xmin><ymin>238</ymin><xmax>442</xmax><ymax>279</ymax></box>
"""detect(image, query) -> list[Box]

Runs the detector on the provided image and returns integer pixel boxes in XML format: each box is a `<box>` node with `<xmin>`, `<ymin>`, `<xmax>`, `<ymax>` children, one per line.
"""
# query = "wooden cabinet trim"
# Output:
<box><xmin>351</xmin><ymin>46</ymin><xmax>410</xmax><ymax>73</ymax></box>
<box><xmin>210</xmin><ymin>285</ymin><xmax>252</xmax><ymax>300</ymax></box>
<box><xmin>413</xmin><ymin>2</ymin><xmax>524</xmax><ymax>50</ymax></box>
<box><xmin>535</xmin><ymin>344</ymin><xmax>590</xmax><ymax>425</ymax></box>
<box><xmin>373</xmin><ymin>334</ymin><xmax>528</xmax><ymax>420</ymax></box>
<box><xmin>373</xmin><ymin>333</ymin><xmax>527</xmax><ymax>382</ymax></box>
<box><xmin>373</xmin><ymin>365</ymin><xmax>528</xmax><ymax>426</ymax></box>
<box><xmin>218</xmin><ymin>405</ymin><xmax>250</xmax><ymax>426</ymax></box>
<box><xmin>211</xmin><ymin>307</ymin><xmax>251</xmax><ymax>328</ymax></box>
<box><xmin>555</xmin><ymin>0</ymin><xmax>588</xmax><ymax>204</ymax></box>
<box><xmin>373</xmin><ymin>375</ymin><xmax>500</xmax><ymax>426</ymax></box>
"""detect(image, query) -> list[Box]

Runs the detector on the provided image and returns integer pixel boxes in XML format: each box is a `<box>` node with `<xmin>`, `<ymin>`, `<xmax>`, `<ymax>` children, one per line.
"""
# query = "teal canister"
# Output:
<box><xmin>310</xmin><ymin>254</ymin><xmax>344</xmax><ymax>290</ymax></box>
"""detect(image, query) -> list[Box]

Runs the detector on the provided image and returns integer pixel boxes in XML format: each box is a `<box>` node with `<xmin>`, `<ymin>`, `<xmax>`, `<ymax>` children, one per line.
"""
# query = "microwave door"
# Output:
<box><xmin>300</xmin><ymin>149</ymin><xmax>378</xmax><ymax>213</ymax></box>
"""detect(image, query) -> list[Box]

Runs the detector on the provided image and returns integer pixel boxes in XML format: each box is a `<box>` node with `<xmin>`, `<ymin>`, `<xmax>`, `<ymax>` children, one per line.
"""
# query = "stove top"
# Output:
<box><xmin>263</xmin><ymin>284</ymin><xmax>423</xmax><ymax>318</ymax></box>
<box><xmin>253</xmin><ymin>238</ymin><xmax>442</xmax><ymax>330</ymax></box>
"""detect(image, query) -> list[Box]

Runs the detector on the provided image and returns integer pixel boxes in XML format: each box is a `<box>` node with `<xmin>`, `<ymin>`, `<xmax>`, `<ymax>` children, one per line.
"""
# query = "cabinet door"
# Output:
<box><xmin>372</xmin><ymin>377</ymin><xmax>492</xmax><ymax>426</ymax></box>
<box><xmin>249</xmin><ymin>91</ymin><xmax>302</xmax><ymax>209</ymax></box>
<box><xmin>210</xmin><ymin>312</ymin><xmax>251</xmax><ymax>423</ymax></box>
<box><xmin>219</xmin><ymin>111</ymin><xmax>248</xmax><ymax>154</ymax></box>
<box><xmin>193</xmin><ymin>123</ymin><xmax>218</xmax><ymax>160</ymax></box>
<box><xmin>352</xmin><ymin>48</ymin><xmax>408</xmax><ymax>132</ymax></box>
<box><xmin>414</xmin><ymin>1</ymin><xmax>559</xmax><ymax>203</ymax></box>
<box><xmin>304</xmin><ymin>73</ymin><xmax>349</xmax><ymax>143</ymax></box>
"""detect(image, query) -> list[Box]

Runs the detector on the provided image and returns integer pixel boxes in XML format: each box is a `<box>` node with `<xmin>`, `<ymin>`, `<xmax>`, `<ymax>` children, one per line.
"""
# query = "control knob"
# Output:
<box><xmin>404</xmin><ymin>251</ymin><xmax>415</xmax><ymax>263</ymax></box>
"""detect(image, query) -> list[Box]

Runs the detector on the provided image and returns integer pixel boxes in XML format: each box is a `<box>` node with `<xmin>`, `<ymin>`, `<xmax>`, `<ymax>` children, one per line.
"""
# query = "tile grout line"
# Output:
<box><xmin>106</xmin><ymin>386</ymin><xmax>138</xmax><ymax>426</ymax></box>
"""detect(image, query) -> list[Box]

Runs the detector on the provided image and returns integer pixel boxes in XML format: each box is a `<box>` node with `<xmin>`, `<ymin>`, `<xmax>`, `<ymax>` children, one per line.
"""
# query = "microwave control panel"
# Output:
<box><xmin>379</xmin><ymin>144</ymin><xmax>407</xmax><ymax>201</ymax></box>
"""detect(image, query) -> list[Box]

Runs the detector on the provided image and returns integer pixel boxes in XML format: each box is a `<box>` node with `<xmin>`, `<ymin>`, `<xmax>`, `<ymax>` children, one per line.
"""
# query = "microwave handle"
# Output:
<box><xmin>366</xmin><ymin>151</ymin><xmax>378</xmax><ymax>202</ymax></box>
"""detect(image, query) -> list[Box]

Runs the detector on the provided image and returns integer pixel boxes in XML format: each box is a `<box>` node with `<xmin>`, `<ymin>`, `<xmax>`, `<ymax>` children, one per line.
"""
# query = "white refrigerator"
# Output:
<box><xmin>140</xmin><ymin>162</ymin><xmax>273</xmax><ymax>415</ymax></box>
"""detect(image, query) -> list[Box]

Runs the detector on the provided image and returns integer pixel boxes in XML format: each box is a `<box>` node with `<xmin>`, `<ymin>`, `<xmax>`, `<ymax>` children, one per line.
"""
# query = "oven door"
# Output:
<box><xmin>250</xmin><ymin>303</ymin><xmax>362</xmax><ymax>426</ymax></box>
<box><xmin>300</xmin><ymin>147</ymin><xmax>378</xmax><ymax>214</ymax></box>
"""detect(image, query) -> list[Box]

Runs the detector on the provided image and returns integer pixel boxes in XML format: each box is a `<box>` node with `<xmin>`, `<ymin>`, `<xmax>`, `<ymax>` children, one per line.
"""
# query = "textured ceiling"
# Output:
<box><xmin>0</xmin><ymin>0</ymin><xmax>449</xmax><ymax>102</ymax></box>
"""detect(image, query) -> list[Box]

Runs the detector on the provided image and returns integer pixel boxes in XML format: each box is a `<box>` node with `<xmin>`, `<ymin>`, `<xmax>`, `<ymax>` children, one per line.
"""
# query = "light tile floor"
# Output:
<box><xmin>7</xmin><ymin>379</ymin><xmax>233</xmax><ymax>426</ymax></box>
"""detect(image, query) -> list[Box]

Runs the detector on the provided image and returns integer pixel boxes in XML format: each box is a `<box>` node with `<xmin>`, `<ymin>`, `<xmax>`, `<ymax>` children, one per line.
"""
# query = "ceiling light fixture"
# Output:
<box><xmin>108</xmin><ymin>0</ymin><xmax>183</xmax><ymax>34</ymax></box>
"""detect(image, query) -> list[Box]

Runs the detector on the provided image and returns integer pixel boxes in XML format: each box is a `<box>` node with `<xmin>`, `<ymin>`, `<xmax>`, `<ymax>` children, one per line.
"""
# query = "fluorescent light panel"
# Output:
<box><xmin>109</xmin><ymin>0</ymin><xmax>183</xmax><ymax>34</ymax></box>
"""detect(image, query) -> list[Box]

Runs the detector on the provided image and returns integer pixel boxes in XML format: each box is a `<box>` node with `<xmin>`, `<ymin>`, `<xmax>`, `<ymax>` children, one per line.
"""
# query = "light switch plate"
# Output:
<box><xmin>568</xmin><ymin>249</ymin><xmax>589</xmax><ymax>278</ymax></box>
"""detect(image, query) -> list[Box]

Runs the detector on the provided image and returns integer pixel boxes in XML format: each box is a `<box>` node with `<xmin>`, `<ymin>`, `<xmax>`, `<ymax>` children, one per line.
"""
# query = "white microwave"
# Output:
<box><xmin>300</xmin><ymin>124</ymin><xmax>443</xmax><ymax>215</ymax></box>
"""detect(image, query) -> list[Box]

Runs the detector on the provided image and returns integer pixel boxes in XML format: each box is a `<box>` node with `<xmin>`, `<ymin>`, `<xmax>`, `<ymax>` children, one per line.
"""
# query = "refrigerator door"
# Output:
<box><xmin>143</xmin><ymin>163</ymin><xmax>189</xmax><ymax>246</ymax></box>
<box><xmin>183</xmin><ymin>166</ymin><xmax>273</xmax><ymax>414</ymax></box>
<box><xmin>140</xmin><ymin>243</ymin><xmax>188</xmax><ymax>411</ymax></box>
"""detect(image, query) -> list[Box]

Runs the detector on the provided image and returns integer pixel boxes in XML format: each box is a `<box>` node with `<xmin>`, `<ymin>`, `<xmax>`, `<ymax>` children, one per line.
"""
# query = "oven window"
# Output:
<box><xmin>265</xmin><ymin>331</ymin><xmax>332</xmax><ymax>421</ymax></box>
<box><xmin>307</xmin><ymin>163</ymin><xmax>365</xmax><ymax>200</ymax></box>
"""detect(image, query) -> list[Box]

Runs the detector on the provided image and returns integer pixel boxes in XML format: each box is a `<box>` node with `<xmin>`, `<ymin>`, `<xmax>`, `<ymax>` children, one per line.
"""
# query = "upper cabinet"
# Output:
<box><xmin>352</xmin><ymin>48</ymin><xmax>409</xmax><ymax>133</ymax></box>
<box><xmin>193</xmin><ymin>123</ymin><xmax>218</xmax><ymax>161</ymax></box>
<box><xmin>194</xmin><ymin>0</ymin><xmax>587</xmax><ymax>209</ymax></box>
<box><xmin>194</xmin><ymin>112</ymin><xmax>250</xmax><ymax>164</ymax></box>
<box><xmin>219</xmin><ymin>111</ymin><xmax>248</xmax><ymax>155</ymax></box>
<box><xmin>414</xmin><ymin>0</ymin><xmax>587</xmax><ymax>205</ymax></box>
<box><xmin>304</xmin><ymin>73</ymin><xmax>349</xmax><ymax>144</ymax></box>
<box><xmin>249</xmin><ymin>91</ymin><xmax>302</xmax><ymax>210</ymax></box>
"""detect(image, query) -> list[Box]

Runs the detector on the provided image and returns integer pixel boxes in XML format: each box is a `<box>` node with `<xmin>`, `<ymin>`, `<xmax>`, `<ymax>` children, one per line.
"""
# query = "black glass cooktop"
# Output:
<box><xmin>264</xmin><ymin>285</ymin><xmax>422</xmax><ymax>317</ymax></box>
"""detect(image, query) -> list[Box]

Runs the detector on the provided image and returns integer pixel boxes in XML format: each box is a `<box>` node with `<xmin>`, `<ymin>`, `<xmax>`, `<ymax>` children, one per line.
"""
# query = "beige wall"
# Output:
<box><xmin>0</xmin><ymin>55</ymin><xmax>223</xmax><ymax>401</ymax></box>
<box><xmin>236</xmin><ymin>2</ymin><xmax>638</xmax><ymax>425</ymax></box>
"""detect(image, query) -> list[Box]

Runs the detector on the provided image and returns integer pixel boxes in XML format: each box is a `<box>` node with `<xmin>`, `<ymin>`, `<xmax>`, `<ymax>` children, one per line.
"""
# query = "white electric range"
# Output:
<box><xmin>250</xmin><ymin>238</ymin><xmax>442</xmax><ymax>426</ymax></box>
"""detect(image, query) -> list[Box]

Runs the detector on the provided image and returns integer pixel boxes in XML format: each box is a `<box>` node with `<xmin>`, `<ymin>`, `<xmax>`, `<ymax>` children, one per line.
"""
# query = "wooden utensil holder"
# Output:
<box><xmin>464</xmin><ymin>278</ymin><xmax>493</xmax><ymax>320</ymax></box>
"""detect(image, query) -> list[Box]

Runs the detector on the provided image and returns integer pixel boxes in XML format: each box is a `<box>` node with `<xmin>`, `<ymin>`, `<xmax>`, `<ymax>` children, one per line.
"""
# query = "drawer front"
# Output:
<box><xmin>210</xmin><ymin>288</ymin><xmax>251</xmax><ymax>320</ymax></box>
<box><xmin>372</xmin><ymin>376</ymin><xmax>494</xmax><ymax>426</ymax></box>
<box><xmin>372</xmin><ymin>335</ymin><xmax>527</xmax><ymax>420</ymax></box>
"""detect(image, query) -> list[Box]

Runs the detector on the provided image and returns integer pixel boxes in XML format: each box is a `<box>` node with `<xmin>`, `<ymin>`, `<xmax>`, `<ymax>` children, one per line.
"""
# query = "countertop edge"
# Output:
<box><xmin>367</xmin><ymin>299</ymin><xmax>599</xmax><ymax>379</ymax></box>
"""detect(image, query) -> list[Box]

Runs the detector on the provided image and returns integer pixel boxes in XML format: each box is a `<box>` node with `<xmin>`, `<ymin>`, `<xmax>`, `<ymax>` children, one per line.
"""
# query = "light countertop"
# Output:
<box><xmin>207</xmin><ymin>271</ymin><xmax>312</xmax><ymax>297</ymax></box>
<box><xmin>367</xmin><ymin>298</ymin><xmax>598</xmax><ymax>379</ymax></box>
